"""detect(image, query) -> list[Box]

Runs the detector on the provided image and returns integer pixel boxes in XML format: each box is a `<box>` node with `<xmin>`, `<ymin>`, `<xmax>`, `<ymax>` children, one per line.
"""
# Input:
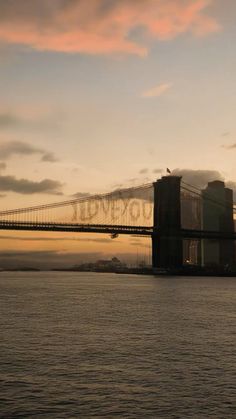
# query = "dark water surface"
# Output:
<box><xmin>0</xmin><ymin>272</ymin><xmax>235</xmax><ymax>418</ymax></box>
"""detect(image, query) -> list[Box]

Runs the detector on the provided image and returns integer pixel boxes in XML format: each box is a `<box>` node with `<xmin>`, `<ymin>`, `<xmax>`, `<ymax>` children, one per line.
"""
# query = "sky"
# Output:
<box><xmin>0</xmin><ymin>0</ymin><xmax>235</xmax><ymax>266</ymax></box>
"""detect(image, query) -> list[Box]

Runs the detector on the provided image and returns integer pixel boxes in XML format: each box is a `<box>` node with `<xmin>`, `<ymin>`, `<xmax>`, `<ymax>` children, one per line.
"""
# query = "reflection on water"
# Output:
<box><xmin>0</xmin><ymin>272</ymin><xmax>235</xmax><ymax>418</ymax></box>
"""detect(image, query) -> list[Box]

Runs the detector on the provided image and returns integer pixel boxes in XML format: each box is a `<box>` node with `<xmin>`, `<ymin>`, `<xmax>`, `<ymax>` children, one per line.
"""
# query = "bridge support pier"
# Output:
<box><xmin>152</xmin><ymin>176</ymin><xmax>183</xmax><ymax>271</ymax></box>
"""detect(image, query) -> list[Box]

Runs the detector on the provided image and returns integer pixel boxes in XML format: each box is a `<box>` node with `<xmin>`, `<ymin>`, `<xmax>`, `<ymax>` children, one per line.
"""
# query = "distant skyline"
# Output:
<box><xmin>0</xmin><ymin>0</ymin><xmax>236</xmax><ymax>261</ymax></box>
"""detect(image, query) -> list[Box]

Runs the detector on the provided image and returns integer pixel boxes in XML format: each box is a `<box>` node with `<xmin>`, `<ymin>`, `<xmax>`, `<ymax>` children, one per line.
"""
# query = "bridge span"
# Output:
<box><xmin>0</xmin><ymin>176</ymin><xmax>235</xmax><ymax>269</ymax></box>
<box><xmin>0</xmin><ymin>221</ymin><xmax>152</xmax><ymax>236</ymax></box>
<box><xmin>0</xmin><ymin>221</ymin><xmax>235</xmax><ymax>242</ymax></box>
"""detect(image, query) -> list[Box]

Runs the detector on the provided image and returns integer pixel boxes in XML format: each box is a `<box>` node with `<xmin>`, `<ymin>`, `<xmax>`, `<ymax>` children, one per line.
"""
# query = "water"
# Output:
<box><xmin>0</xmin><ymin>272</ymin><xmax>235</xmax><ymax>418</ymax></box>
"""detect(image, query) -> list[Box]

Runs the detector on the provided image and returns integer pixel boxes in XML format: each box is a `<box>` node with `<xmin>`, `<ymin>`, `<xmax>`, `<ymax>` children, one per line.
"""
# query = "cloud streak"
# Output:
<box><xmin>0</xmin><ymin>112</ymin><xmax>20</xmax><ymax>128</ymax></box>
<box><xmin>142</xmin><ymin>83</ymin><xmax>173</xmax><ymax>97</ymax></box>
<box><xmin>0</xmin><ymin>0</ymin><xmax>220</xmax><ymax>56</ymax></box>
<box><xmin>0</xmin><ymin>175</ymin><xmax>63</xmax><ymax>195</ymax></box>
<box><xmin>139</xmin><ymin>168</ymin><xmax>149</xmax><ymax>174</ymax></box>
<box><xmin>0</xmin><ymin>235</ymin><xmax>113</xmax><ymax>243</ymax></box>
<box><xmin>222</xmin><ymin>143</ymin><xmax>236</xmax><ymax>150</ymax></box>
<box><xmin>0</xmin><ymin>109</ymin><xmax>64</xmax><ymax>134</ymax></box>
<box><xmin>0</xmin><ymin>141</ymin><xmax>58</xmax><ymax>162</ymax></box>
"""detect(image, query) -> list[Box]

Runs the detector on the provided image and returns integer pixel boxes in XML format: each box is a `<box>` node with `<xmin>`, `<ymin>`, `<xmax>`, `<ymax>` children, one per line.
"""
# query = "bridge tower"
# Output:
<box><xmin>152</xmin><ymin>176</ymin><xmax>183</xmax><ymax>270</ymax></box>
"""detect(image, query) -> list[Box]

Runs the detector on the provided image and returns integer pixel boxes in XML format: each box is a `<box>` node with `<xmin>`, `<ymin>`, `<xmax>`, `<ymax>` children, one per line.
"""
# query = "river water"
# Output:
<box><xmin>0</xmin><ymin>272</ymin><xmax>235</xmax><ymax>418</ymax></box>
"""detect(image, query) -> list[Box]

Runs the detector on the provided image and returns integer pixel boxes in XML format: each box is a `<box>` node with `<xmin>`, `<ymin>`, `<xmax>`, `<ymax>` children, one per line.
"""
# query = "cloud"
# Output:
<box><xmin>139</xmin><ymin>168</ymin><xmax>149</xmax><ymax>174</ymax></box>
<box><xmin>117</xmin><ymin>169</ymin><xmax>236</xmax><ymax>202</ymax></box>
<box><xmin>0</xmin><ymin>0</ymin><xmax>220</xmax><ymax>56</ymax></box>
<box><xmin>0</xmin><ymin>141</ymin><xmax>58</xmax><ymax>162</ymax></box>
<box><xmin>222</xmin><ymin>143</ymin><xmax>236</xmax><ymax>150</ymax></box>
<box><xmin>129</xmin><ymin>239</ymin><xmax>150</xmax><ymax>248</ymax></box>
<box><xmin>73</xmin><ymin>182</ymin><xmax>153</xmax><ymax>203</ymax></box>
<box><xmin>0</xmin><ymin>175</ymin><xmax>63</xmax><ymax>194</ymax></box>
<box><xmin>0</xmin><ymin>162</ymin><xmax>6</xmax><ymax>171</ymax></box>
<box><xmin>171</xmin><ymin>168</ymin><xmax>236</xmax><ymax>200</ymax></box>
<box><xmin>109</xmin><ymin>184</ymin><xmax>154</xmax><ymax>203</ymax></box>
<box><xmin>142</xmin><ymin>83</ymin><xmax>173</xmax><ymax>98</ymax></box>
<box><xmin>153</xmin><ymin>168</ymin><xmax>163</xmax><ymax>174</ymax></box>
<box><xmin>0</xmin><ymin>109</ymin><xmax>64</xmax><ymax>133</ymax></box>
<box><xmin>0</xmin><ymin>235</ymin><xmax>113</xmax><ymax>243</ymax></box>
<box><xmin>172</xmin><ymin>168</ymin><xmax>224</xmax><ymax>189</ymax></box>
<box><xmin>41</xmin><ymin>152</ymin><xmax>58</xmax><ymax>162</ymax></box>
<box><xmin>0</xmin><ymin>112</ymin><xmax>20</xmax><ymax>128</ymax></box>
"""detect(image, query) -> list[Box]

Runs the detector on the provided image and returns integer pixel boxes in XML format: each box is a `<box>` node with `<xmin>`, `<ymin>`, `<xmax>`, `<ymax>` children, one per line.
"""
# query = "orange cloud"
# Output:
<box><xmin>0</xmin><ymin>0</ymin><xmax>220</xmax><ymax>56</ymax></box>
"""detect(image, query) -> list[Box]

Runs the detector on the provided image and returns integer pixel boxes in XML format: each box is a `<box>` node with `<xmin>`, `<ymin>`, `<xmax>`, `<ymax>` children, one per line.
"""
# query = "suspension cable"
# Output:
<box><xmin>0</xmin><ymin>182</ymin><xmax>153</xmax><ymax>217</ymax></box>
<box><xmin>181</xmin><ymin>182</ymin><xmax>236</xmax><ymax>214</ymax></box>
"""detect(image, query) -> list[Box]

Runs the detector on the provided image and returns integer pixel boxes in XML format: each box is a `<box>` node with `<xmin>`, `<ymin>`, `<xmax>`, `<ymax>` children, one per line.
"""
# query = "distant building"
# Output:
<box><xmin>75</xmin><ymin>257</ymin><xmax>127</xmax><ymax>272</ymax></box>
<box><xmin>202</xmin><ymin>181</ymin><xmax>235</xmax><ymax>267</ymax></box>
<box><xmin>95</xmin><ymin>257</ymin><xmax>126</xmax><ymax>270</ymax></box>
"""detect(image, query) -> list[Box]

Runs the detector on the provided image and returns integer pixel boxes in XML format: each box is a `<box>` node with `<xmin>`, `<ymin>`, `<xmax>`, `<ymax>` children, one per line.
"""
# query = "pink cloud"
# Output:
<box><xmin>0</xmin><ymin>0</ymin><xmax>220</xmax><ymax>56</ymax></box>
<box><xmin>142</xmin><ymin>83</ymin><xmax>173</xmax><ymax>97</ymax></box>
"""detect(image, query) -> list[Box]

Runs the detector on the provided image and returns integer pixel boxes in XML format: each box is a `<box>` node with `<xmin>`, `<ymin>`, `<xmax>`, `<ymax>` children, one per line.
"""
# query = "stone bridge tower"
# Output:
<box><xmin>152</xmin><ymin>176</ymin><xmax>183</xmax><ymax>270</ymax></box>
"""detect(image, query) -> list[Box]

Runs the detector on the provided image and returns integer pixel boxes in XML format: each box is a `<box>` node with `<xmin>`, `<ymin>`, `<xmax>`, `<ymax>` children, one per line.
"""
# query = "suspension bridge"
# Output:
<box><xmin>0</xmin><ymin>176</ymin><xmax>235</xmax><ymax>270</ymax></box>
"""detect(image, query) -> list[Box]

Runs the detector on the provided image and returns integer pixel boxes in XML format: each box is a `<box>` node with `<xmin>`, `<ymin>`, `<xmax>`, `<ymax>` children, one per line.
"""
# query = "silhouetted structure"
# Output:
<box><xmin>152</xmin><ymin>176</ymin><xmax>182</xmax><ymax>269</ymax></box>
<box><xmin>202</xmin><ymin>181</ymin><xmax>235</xmax><ymax>268</ymax></box>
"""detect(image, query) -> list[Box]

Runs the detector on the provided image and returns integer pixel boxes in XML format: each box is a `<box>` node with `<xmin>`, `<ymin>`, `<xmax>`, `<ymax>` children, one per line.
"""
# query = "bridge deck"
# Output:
<box><xmin>0</xmin><ymin>222</ymin><xmax>152</xmax><ymax>236</ymax></box>
<box><xmin>0</xmin><ymin>221</ymin><xmax>235</xmax><ymax>240</ymax></box>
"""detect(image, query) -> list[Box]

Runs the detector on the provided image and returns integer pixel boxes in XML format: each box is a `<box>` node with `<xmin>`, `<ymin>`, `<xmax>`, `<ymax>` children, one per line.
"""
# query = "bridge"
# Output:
<box><xmin>0</xmin><ymin>176</ymin><xmax>235</xmax><ymax>270</ymax></box>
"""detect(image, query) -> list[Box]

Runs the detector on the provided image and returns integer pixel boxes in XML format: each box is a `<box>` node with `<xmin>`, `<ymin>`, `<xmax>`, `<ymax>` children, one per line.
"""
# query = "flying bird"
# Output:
<box><xmin>166</xmin><ymin>168</ymin><xmax>171</xmax><ymax>174</ymax></box>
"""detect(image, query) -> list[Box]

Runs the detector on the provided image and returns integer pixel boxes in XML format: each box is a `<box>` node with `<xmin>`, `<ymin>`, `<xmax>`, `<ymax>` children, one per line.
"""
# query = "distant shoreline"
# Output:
<box><xmin>0</xmin><ymin>267</ymin><xmax>236</xmax><ymax>277</ymax></box>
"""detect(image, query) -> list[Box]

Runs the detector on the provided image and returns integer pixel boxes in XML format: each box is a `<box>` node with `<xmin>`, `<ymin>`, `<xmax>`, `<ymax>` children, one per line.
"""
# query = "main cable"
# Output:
<box><xmin>181</xmin><ymin>184</ymin><xmax>236</xmax><ymax>214</ymax></box>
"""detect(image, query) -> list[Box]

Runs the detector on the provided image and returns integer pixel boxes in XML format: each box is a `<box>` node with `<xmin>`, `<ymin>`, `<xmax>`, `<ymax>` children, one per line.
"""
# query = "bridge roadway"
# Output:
<box><xmin>0</xmin><ymin>221</ymin><xmax>235</xmax><ymax>240</ymax></box>
<box><xmin>0</xmin><ymin>221</ymin><xmax>152</xmax><ymax>236</ymax></box>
